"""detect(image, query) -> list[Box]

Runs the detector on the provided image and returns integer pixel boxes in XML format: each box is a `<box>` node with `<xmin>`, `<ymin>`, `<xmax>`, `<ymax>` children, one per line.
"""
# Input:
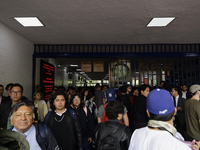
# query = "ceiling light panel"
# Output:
<box><xmin>147</xmin><ymin>17</ymin><xmax>175</xmax><ymax>27</ymax></box>
<box><xmin>70</xmin><ymin>64</ymin><xmax>78</xmax><ymax>67</ymax></box>
<box><xmin>14</xmin><ymin>17</ymin><xmax>44</xmax><ymax>27</ymax></box>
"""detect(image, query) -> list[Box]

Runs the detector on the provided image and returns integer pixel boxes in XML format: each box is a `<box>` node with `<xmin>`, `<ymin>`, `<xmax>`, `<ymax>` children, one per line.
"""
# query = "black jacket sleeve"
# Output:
<box><xmin>120</xmin><ymin>127</ymin><xmax>132</xmax><ymax>150</ymax></box>
<box><xmin>35</xmin><ymin>123</ymin><xmax>59</xmax><ymax>150</ymax></box>
<box><xmin>74</xmin><ymin>114</ymin><xmax>83</xmax><ymax>150</ymax></box>
<box><xmin>47</xmin><ymin>127</ymin><xmax>59</xmax><ymax>150</ymax></box>
<box><xmin>86</xmin><ymin>107</ymin><xmax>95</xmax><ymax>138</ymax></box>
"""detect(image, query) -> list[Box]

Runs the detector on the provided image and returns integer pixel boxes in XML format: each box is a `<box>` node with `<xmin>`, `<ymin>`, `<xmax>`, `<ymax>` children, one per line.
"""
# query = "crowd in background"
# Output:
<box><xmin>0</xmin><ymin>81</ymin><xmax>200</xmax><ymax>150</ymax></box>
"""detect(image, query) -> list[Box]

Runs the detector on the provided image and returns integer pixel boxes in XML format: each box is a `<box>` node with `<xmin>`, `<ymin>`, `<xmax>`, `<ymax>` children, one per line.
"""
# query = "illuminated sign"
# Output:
<box><xmin>40</xmin><ymin>60</ymin><xmax>55</xmax><ymax>101</ymax></box>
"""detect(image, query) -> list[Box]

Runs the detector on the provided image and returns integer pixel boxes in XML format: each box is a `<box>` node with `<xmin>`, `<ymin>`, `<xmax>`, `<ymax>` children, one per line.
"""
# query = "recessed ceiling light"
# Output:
<box><xmin>147</xmin><ymin>17</ymin><xmax>175</xmax><ymax>27</ymax></box>
<box><xmin>70</xmin><ymin>64</ymin><xmax>78</xmax><ymax>67</ymax></box>
<box><xmin>14</xmin><ymin>17</ymin><xmax>44</xmax><ymax>27</ymax></box>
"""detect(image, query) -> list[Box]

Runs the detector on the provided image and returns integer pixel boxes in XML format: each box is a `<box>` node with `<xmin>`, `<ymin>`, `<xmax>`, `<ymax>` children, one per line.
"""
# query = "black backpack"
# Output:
<box><xmin>98</xmin><ymin>123</ymin><xmax>126</xmax><ymax>150</ymax></box>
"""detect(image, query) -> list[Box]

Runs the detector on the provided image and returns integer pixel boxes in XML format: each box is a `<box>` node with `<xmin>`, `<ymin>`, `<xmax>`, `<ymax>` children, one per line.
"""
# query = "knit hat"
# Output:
<box><xmin>106</xmin><ymin>88</ymin><xmax>116</xmax><ymax>102</ymax></box>
<box><xmin>189</xmin><ymin>84</ymin><xmax>200</xmax><ymax>94</ymax></box>
<box><xmin>147</xmin><ymin>89</ymin><xmax>174</xmax><ymax>115</ymax></box>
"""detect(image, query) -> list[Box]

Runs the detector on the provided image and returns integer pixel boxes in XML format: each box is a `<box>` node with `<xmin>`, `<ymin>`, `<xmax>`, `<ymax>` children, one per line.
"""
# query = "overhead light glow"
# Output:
<box><xmin>76</xmin><ymin>69</ymin><xmax>81</xmax><ymax>71</ymax></box>
<box><xmin>70</xmin><ymin>64</ymin><xmax>78</xmax><ymax>67</ymax></box>
<box><xmin>147</xmin><ymin>17</ymin><xmax>175</xmax><ymax>27</ymax></box>
<box><xmin>14</xmin><ymin>17</ymin><xmax>44</xmax><ymax>27</ymax></box>
<box><xmin>80</xmin><ymin>72</ymin><xmax>85</xmax><ymax>74</ymax></box>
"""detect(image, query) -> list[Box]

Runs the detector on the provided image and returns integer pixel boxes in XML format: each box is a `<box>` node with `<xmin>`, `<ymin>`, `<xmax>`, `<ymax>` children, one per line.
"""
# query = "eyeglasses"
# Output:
<box><xmin>10</xmin><ymin>91</ymin><xmax>22</xmax><ymax>95</ymax></box>
<box><xmin>73</xmin><ymin>98</ymin><xmax>80</xmax><ymax>101</ymax></box>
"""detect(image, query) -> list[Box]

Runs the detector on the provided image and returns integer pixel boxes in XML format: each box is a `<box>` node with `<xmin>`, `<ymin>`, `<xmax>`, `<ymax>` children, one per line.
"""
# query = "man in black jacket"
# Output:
<box><xmin>0</xmin><ymin>84</ymin><xmax>6</xmax><ymax>106</ymax></box>
<box><xmin>117</xmin><ymin>86</ymin><xmax>132</xmax><ymax>121</ymax></box>
<box><xmin>10</xmin><ymin>101</ymin><xmax>59</xmax><ymax>150</ymax></box>
<box><xmin>0</xmin><ymin>83</ymin><xmax>37</xmax><ymax>129</ymax></box>
<box><xmin>93</xmin><ymin>101</ymin><xmax>131</xmax><ymax>150</ymax></box>
<box><xmin>131</xmin><ymin>84</ymin><xmax>150</xmax><ymax>132</ymax></box>
<box><xmin>179</xmin><ymin>84</ymin><xmax>192</xmax><ymax>100</ymax></box>
<box><xmin>170</xmin><ymin>87</ymin><xmax>186</xmax><ymax>137</ymax></box>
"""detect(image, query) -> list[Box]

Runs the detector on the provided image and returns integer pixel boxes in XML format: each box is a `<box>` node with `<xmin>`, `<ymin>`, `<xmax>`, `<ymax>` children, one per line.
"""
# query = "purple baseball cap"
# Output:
<box><xmin>147</xmin><ymin>89</ymin><xmax>175</xmax><ymax>115</ymax></box>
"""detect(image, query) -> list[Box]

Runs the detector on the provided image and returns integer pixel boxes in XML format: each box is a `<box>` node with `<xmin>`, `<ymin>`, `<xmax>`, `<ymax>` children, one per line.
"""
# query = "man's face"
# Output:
<box><xmin>11</xmin><ymin>106</ymin><xmax>34</xmax><ymax>133</ymax></box>
<box><xmin>69</xmin><ymin>89</ymin><xmax>73</xmax><ymax>95</ymax></box>
<box><xmin>160</xmin><ymin>82</ymin><xmax>164</xmax><ymax>88</ymax></box>
<box><xmin>170</xmin><ymin>88</ymin><xmax>176</xmax><ymax>97</ymax></box>
<box><xmin>7</xmin><ymin>86</ymin><xmax>11</xmax><ymax>96</ymax></box>
<box><xmin>10</xmin><ymin>86</ymin><xmax>23</xmax><ymax>102</ymax></box>
<box><xmin>182</xmin><ymin>85</ymin><xmax>187</xmax><ymax>92</ymax></box>
<box><xmin>0</xmin><ymin>86</ymin><xmax>4</xmax><ymax>96</ymax></box>
<box><xmin>127</xmin><ymin>86</ymin><xmax>132</xmax><ymax>92</ymax></box>
<box><xmin>141</xmin><ymin>87</ymin><xmax>150</xmax><ymax>97</ymax></box>
<box><xmin>103</xmin><ymin>86</ymin><xmax>107</xmax><ymax>93</ymax></box>
<box><xmin>133</xmin><ymin>89</ymin><xmax>139</xmax><ymax>96</ymax></box>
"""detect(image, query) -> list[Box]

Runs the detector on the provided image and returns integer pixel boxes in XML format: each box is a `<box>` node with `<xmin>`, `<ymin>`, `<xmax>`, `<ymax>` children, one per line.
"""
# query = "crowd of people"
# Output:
<box><xmin>0</xmin><ymin>82</ymin><xmax>200</xmax><ymax>150</ymax></box>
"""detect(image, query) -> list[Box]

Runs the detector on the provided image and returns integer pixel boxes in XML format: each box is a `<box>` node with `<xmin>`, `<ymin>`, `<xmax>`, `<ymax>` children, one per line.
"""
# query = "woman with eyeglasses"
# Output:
<box><xmin>69</xmin><ymin>93</ymin><xmax>95</xmax><ymax>150</ymax></box>
<box><xmin>44</xmin><ymin>91</ymin><xmax>83</xmax><ymax>150</ymax></box>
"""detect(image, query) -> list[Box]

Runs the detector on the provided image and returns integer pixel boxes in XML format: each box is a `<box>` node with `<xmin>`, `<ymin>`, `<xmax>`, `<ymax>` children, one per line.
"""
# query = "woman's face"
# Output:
<box><xmin>34</xmin><ymin>93</ymin><xmax>41</xmax><ymax>100</ymax></box>
<box><xmin>84</xmin><ymin>91</ymin><xmax>88</xmax><ymax>96</ymax></box>
<box><xmin>73</xmin><ymin>95</ymin><xmax>81</xmax><ymax>107</ymax></box>
<box><xmin>53</xmin><ymin>95</ymin><xmax>66</xmax><ymax>110</ymax></box>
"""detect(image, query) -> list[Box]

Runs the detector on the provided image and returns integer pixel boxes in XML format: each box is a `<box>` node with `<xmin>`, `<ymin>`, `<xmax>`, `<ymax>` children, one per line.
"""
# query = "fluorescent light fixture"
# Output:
<box><xmin>14</xmin><ymin>17</ymin><xmax>44</xmax><ymax>27</ymax></box>
<box><xmin>147</xmin><ymin>17</ymin><xmax>175</xmax><ymax>27</ymax></box>
<box><xmin>80</xmin><ymin>72</ymin><xmax>85</xmax><ymax>74</ymax></box>
<box><xmin>76</xmin><ymin>69</ymin><xmax>81</xmax><ymax>71</ymax></box>
<box><xmin>70</xmin><ymin>64</ymin><xmax>78</xmax><ymax>67</ymax></box>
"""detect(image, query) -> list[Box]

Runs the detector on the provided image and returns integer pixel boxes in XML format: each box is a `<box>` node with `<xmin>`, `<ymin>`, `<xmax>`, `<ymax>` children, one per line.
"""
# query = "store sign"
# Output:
<box><xmin>40</xmin><ymin>60</ymin><xmax>54</xmax><ymax>101</ymax></box>
<box><xmin>81</xmin><ymin>61</ymin><xmax>92</xmax><ymax>72</ymax></box>
<box><xmin>93</xmin><ymin>61</ymin><xmax>104</xmax><ymax>72</ymax></box>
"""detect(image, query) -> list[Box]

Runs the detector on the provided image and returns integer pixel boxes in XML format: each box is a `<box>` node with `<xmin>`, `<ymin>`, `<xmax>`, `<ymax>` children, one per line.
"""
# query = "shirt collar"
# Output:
<box><xmin>13</xmin><ymin>124</ymin><xmax>34</xmax><ymax>137</ymax></box>
<box><xmin>55</xmin><ymin>108</ymin><xmax>67</xmax><ymax>116</ymax></box>
<box><xmin>175</xmin><ymin>95</ymin><xmax>179</xmax><ymax>99</ymax></box>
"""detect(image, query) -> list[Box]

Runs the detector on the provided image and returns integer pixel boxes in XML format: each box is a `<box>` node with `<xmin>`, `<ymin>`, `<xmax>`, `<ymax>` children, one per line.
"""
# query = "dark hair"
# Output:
<box><xmin>10</xmin><ymin>83</ymin><xmax>24</xmax><ymax>92</ymax></box>
<box><xmin>0</xmin><ymin>84</ymin><xmax>4</xmax><ymax>88</ymax></box>
<box><xmin>69</xmin><ymin>93</ymin><xmax>84</xmax><ymax>110</ymax></box>
<box><xmin>102</xmin><ymin>85</ymin><xmax>109</xmax><ymax>89</ymax></box>
<box><xmin>95</xmin><ymin>84</ymin><xmax>101</xmax><ymax>89</ymax></box>
<box><xmin>119</xmin><ymin>86</ymin><xmax>127</xmax><ymax>93</ymax></box>
<box><xmin>139</xmin><ymin>84</ymin><xmax>150</xmax><ymax>94</ymax></box>
<box><xmin>5</xmin><ymin>83</ymin><xmax>14</xmax><ymax>90</ymax></box>
<box><xmin>87</xmin><ymin>92</ymin><xmax>95</xmax><ymax>100</ymax></box>
<box><xmin>181</xmin><ymin>84</ymin><xmax>187</xmax><ymax>87</ymax></box>
<box><xmin>50</xmin><ymin>91</ymin><xmax>68</xmax><ymax>110</ymax></box>
<box><xmin>171</xmin><ymin>87</ymin><xmax>179</xmax><ymax>92</ymax></box>
<box><xmin>132</xmin><ymin>86</ymin><xmax>139</xmax><ymax>92</ymax></box>
<box><xmin>163</xmin><ymin>82</ymin><xmax>172</xmax><ymax>92</ymax></box>
<box><xmin>10</xmin><ymin>101</ymin><xmax>35</xmax><ymax>118</ymax></box>
<box><xmin>149</xmin><ymin>110</ymin><xmax>175</xmax><ymax>122</ymax></box>
<box><xmin>106</xmin><ymin>101</ymin><xmax>124</xmax><ymax>120</ymax></box>
<box><xmin>160</xmin><ymin>81</ymin><xmax>165</xmax><ymax>84</ymax></box>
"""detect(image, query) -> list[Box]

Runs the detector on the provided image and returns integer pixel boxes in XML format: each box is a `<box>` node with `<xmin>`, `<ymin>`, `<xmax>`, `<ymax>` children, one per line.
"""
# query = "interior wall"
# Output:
<box><xmin>0</xmin><ymin>22</ymin><xmax>34</xmax><ymax>99</ymax></box>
